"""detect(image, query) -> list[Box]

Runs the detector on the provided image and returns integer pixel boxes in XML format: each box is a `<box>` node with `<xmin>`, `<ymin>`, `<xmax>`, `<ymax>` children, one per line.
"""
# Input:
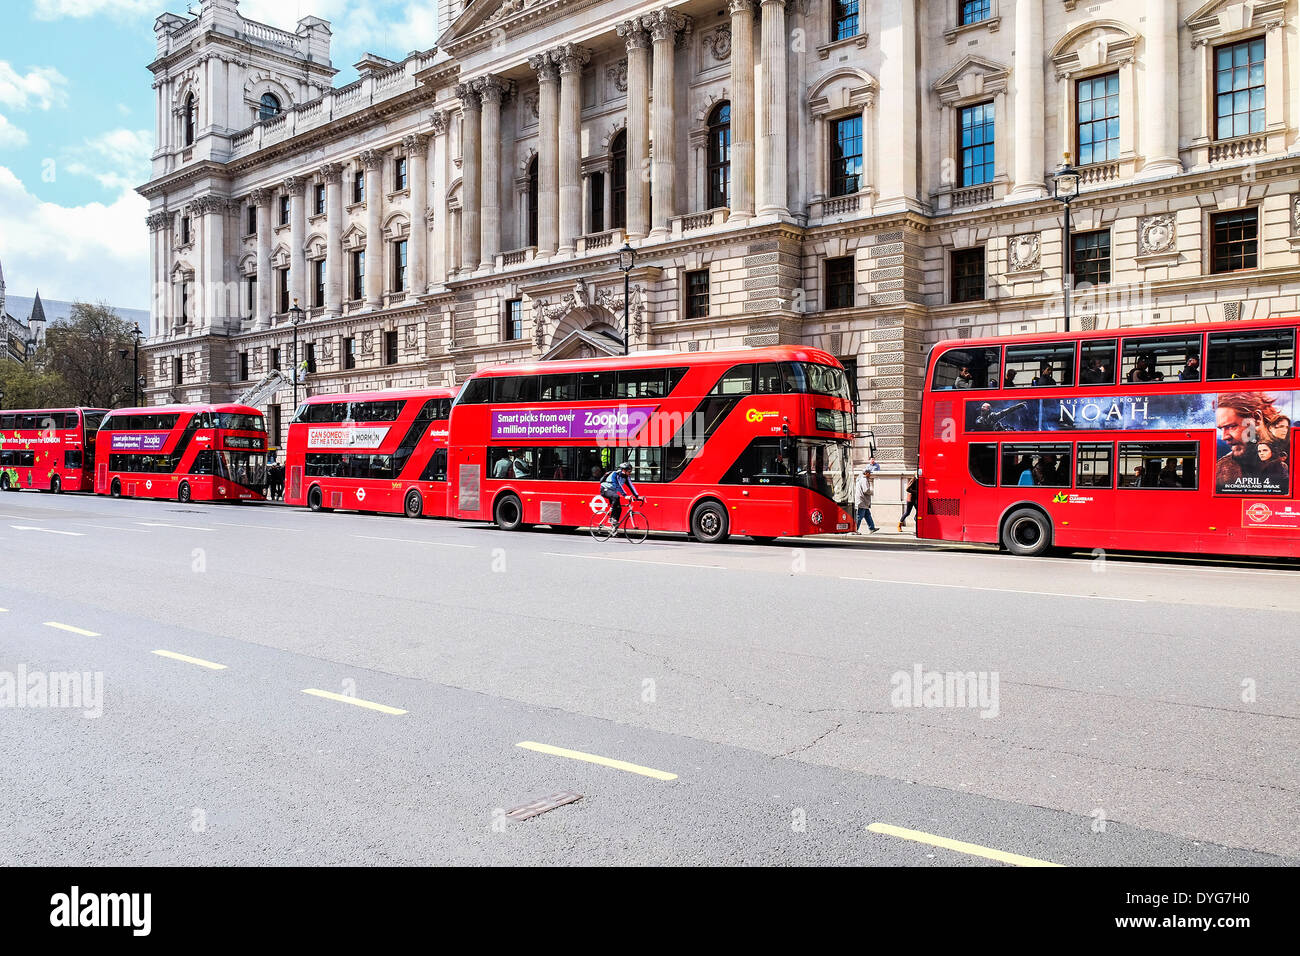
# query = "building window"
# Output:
<box><xmin>277</xmin><ymin>268</ymin><xmax>290</xmax><ymax>314</ymax></box>
<box><xmin>268</xmin><ymin>405</ymin><xmax>281</xmax><ymax>447</ymax></box>
<box><xmin>246</xmin><ymin>203</ymin><xmax>257</xmax><ymax>235</ymax></box>
<box><xmin>504</xmin><ymin>299</ymin><xmax>523</xmax><ymax>341</ymax></box>
<box><xmin>184</xmin><ymin>93</ymin><xmax>196</xmax><ymax>146</ymax></box>
<box><xmin>246</xmin><ymin>274</ymin><xmax>256</xmax><ymax>314</ymax></box>
<box><xmin>590</xmin><ymin>171</ymin><xmax>605</xmax><ymax>233</ymax></box>
<box><xmin>829</xmin><ymin>115</ymin><xmax>863</xmax><ymax>197</ymax></box>
<box><xmin>305</xmin><ymin>342</ymin><xmax>316</xmax><ymax>374</ymax></box>
<box><xmin>353</xmin><ymin>166</ymin><xmax>365</xmax><ymax>204</ymax></box>
<box><xmin>350</xmin><ymin>250</ymin><xmax>365</xmax><ymax>300</ymax></box>
<box><xmin>825</xmin><ymin>256</ymin><xmax>855</xmax><ymax>310</ymax></box>
<box><xmin>951</xmin><ymin>247</ymin><xmax>986</xmax><ymax>303</ymax></box>
<box><xmin>173</xmin><ymin>357</ymin><xmax>183</xmax><ymax>384</ymax></box>
<box><xmin>271</xmin><ymin>347</ymin><xmax>281</xmax><ymax>372</ymax></box>
<box><xmin>685</xmin><ymin>269</ymin><xmax>710</xmax><ymax>319</ymax></box>
<box><xmin>238</xmin><ymin>351</ymin><xmax>249</xmax><ymax>381</ymax></box>
<box><xmin>707</xmin><ymin>102</ymin><xmax>731</xmax><ymax>209</ymax></box>
<box><xmin>611</xmin><ymin>129</ymin><xmax>627</xmax><ymax>230</ymax></box>
<box><xmin>312</xmin><ymin>259</ymin><xmax>325</xmax><ymax>308</ymax></box>
<box><xmin>832</xmin><ymin>0</ymin><xmax>859</xmax><ymax>40</ymax></box>
<box><xmin>959</xmin><ymin>102</ymin><xmax>995</xmax><ymax>186</ymax></box>
<box><xmin>959</xmin><ymin>0</ymin><xmax>991</xmax><ymax>25</ymax></box>
<box><xmin>384</xmin><ymin>329</ymin><xmax>398</xmax><ymax>366</ymax></box>
<box><xmin>1071</xmin><ymin>230</ymin><xmax>1111</xmax><ymax>287</ymax></box>
<box><xmin>1076</xmin><ymin>72</ymin><xmax>1119</xmax><ymax>165</ymax></box>
<box><xmin>278</xmin><ymin>194</ymin><xmax>290</xmax><ymax>226</ymax></box>
<box><xmin>180</xmin><ymin>216</ymin><xmax>191</xmax><ymax>245</ymax></box>
<box><xmin>1215</xmin><ymin>38</ymin><xmax>1266</xmax><ymax>140</ymax></box>
<box><xmin>313</xmin><ymin>182</ymin><xmax>325</xmax><ymax>216</ymax></box>
<box><xmin>526</xmin><ymin>156</ymin><xmax>539</xmax><ymax>247</ymax></box>
<box><xmin>180</xmin><ymin>281</ymin><xmax>190</xmax><ymax>325</ymax></box>
<box><xmin>259</xmin><ymin>92</ymin><xmax>281</xmax><ymax>121</ymax></box>
<box><xmin>343</xmin><ymin>337</ymin><xmax>356</xmax><ymax>370</ymax></box>
<box><xmin>392</xmin><ymin>239</ymin><xmax>408</xmax><ymax>292</ymax></box>
<box><xmin>394</xmin><ymin>156</ymin><xmax>408</xmax><ymax>191</ymax></box>
<box><xmin>1211</xmin><ymin>208</ymin><xmax>1258</xmax><ymax>273</ymax></box>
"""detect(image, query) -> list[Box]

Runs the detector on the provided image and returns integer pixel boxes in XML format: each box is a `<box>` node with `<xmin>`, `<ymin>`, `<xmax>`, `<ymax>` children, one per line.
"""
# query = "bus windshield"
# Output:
<box><xmin>789</xmin><ymin>363</ymin><xmax>853</xmax><ymax>401</ymax></box>
<box><xmin>216</xmin><ymin>413</ymin><xmax>264</xmax><ymax>431</ymax></box>
<box><xmin>216</xmin><ymin>450</ymin><xmax>267</xmax><ymax>486</ymax></box>
<box><xmin>796</xmin><ymin>439</ymin><xmax>853</xmax><ymax>510</ymax></box>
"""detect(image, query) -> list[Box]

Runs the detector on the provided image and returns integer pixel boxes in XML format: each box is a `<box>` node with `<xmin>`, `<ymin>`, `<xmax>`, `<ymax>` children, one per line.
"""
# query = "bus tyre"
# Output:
<box><xmin>691</xmin><ymin>501</ymin><xmax>729</xmax><ymax>544</ymax></box>
<box><xmin>1002</xmin><ymin>507</ymin><xmax>1052</xmax><ymax>557</ymax></box>
<box><xmin>494</xmin><ymin>493</ymin><xmax>528</xmax><ymax>532</ymax></box>
<box><xmin>50</xmin><ymin>476</ymin><xmax>61</xmax><ymax>494</ymax></box>
<box><xmin>111</xmin><ymin>479</ymin><xmax>122</xmax><ymax>498</ymax></box>
<box><xmin>404</xmin><ymin>490</ymin><xmax>423</xmax><ymax>518</ymax></box>
<box><xmin>308</xmin><ymin>486</ymin><xmax>332</xmax><ymax>513</ymax></box>
<box><xmin>178</xmin><ymin>482</ymin><xmax>192</xmax><ymax>503</ymax></box>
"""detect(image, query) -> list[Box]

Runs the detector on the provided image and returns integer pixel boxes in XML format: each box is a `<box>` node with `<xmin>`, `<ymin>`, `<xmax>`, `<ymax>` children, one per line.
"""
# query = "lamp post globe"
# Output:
<box><xmin>1052</xmin><ymin>153</ymin><xmax>1081</xmax><ymax>333</ymax></box>
<box><xmin>618</xmin><ymin>243</ymin><xmax>636</xmax><ymax>357</ymax></box>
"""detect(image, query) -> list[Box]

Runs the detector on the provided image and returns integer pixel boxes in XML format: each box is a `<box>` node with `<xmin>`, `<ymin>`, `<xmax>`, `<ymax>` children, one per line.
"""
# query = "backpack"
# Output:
<box><xmin>600</xmin><ymin>471</ymin><xmax>618</xmax><ymax>496</ymax></box>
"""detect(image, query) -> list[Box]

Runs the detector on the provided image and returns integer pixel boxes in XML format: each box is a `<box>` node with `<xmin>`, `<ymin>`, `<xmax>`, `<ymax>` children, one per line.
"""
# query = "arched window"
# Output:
<box><xmin>707</xmin><ymin>102</ymin><xmax>731</xmax><ymax>209</ymax></box>
<box><xmin>183</xmin><ymin>93</ymin><xmax>196</xmax><ymax>146</ymax></box>
<box><xmin>259</xmin><ymin>92</ymin><xmax>282</xmax><ymax>121</ymax></box>
<box><xmin>526</xmin><ymin>156</ymin><xmax>539</xmax><ymax>248</ymax></box>
<box><xmin>610</xmin><ymin>129</ymin><xmax>627</xmax><ymax>230</ymax></box>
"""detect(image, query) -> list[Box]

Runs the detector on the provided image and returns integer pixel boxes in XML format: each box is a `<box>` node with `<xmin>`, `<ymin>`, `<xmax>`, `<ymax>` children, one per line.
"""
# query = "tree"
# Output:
<box><xmin>43</xmin><ymin>301</ymin><xmax>139</xmax><ymax>408</ymax></box>
<box><xmin>0</xmin><ymin>356</ymin><xmax>69</xmax><ymax>409</ymax></box>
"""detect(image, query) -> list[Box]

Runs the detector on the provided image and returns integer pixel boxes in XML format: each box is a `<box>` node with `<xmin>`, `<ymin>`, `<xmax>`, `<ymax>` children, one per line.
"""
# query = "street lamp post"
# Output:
<box><xmin>131</xmin><ymin>322</ymin><xmax>143</xmax><ymax>406</ymax></box>
<box><xmin>618</xmin><ymin>242</ymin><xmax>636</xmax><ymax>356</ymax></box>
<box><xmin>289</xmin><ymin>299</ymin><xmax>305</xmax><ymax>410</ymax></box>
<box><xmin>1052</xmin><ymin>153</ymin><xmax>1081</xmax><ymax>333</ymax></box>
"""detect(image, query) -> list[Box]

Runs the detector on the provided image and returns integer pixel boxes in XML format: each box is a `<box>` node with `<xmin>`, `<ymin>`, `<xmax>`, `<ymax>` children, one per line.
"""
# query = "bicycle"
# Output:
<box><xmin>589</xmin><ymin>495</ymin><xmax>650</xmax><ymax>543</ymax></box>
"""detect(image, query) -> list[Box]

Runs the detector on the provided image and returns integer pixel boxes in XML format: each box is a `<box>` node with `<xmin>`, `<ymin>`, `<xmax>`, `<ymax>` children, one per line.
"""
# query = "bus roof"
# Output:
<box><xmin>934</xmin><ymin>315</ymin><xmax>1298</xmax><ymax>351</ymax></box>
<box><xmin>0</xmin><ymin>407</ymin><xmax>108</xmax><ymax>415</ymax></box>
<box><xmin>466</xmin><ymin>344</ymin><xmax>841</xmax><ymax>379</ymax></box>
<box><xmin>296</xmin><ymin>386</ymin><xmax>459</xmax><ymax>405</ymax></box>
<box><xmin>103</xmin><ymin>403</ymin><xmax>263</xmax><ymax>417</ymax></box>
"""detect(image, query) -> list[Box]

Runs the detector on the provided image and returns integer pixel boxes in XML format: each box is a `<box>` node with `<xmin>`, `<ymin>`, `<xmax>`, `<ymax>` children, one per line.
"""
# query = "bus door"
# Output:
<box><xmin>96</xmin><ymin>461</ymin><xmax>109</xmax><ymax>495</ymax></box>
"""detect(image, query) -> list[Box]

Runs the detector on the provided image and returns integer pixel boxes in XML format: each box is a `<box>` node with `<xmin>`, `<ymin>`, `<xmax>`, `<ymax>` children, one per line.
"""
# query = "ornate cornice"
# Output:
<box><xmin>282</xmin><ymin>175</ymin><xmax>306</xmax><ymax>195</ymax></box>
<box><xmin>529</xmin><ymin>53</ymin><xmax>559</xmax><ymax>84</ymax></box>
<box><xmin>456</xmin><ymin>82</ymin><xmax>482</xmax><ymax>111</ymax></box>
<box><xmin>359</xmin><ymin>148</ymin><xmax>385</xmax><ymax>170</ymax></box>
<box><xmin>551</xmin><ymin>43</ymin><xmax>592</xmax><ymax>75</ymax></box>
<box><xmin>319</xmin><ymin>162</ymin><xmax>344</xmax><ymax>184</ymax></box>
<box><xmin>402</xmin><ymin>132</ymin><xmax>431</xmax><ymax>156</ymax></box>
<box><xmin>617</xmin><ymin>20</ymin><xmax>651</xmax><ymax>51</ymax></box>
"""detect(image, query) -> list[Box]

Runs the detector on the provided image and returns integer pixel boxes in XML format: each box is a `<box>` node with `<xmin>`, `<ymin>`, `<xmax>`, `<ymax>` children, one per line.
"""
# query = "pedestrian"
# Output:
<box><xmin>855</xmin><ymin>466</ymin><xmax>878</xmax><ymax>534</ymax></box>
<box><xmin>898</xmin><ymin>473</ymin><xmax>918</xmax><ymax>532</ymax></box>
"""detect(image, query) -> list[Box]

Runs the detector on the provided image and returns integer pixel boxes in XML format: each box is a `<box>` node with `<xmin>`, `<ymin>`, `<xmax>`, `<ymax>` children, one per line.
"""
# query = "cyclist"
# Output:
<box><xmin>600</xmin><ymin>461</ymin><xmax>642</xmax><ymax>525</ymax></box>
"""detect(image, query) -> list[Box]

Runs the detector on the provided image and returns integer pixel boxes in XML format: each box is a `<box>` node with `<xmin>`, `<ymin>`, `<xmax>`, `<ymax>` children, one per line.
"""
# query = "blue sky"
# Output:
<box><xmin>0</xmin><ymin>0</ymin><xmax>439</xmax><ymax>311</ymax></box>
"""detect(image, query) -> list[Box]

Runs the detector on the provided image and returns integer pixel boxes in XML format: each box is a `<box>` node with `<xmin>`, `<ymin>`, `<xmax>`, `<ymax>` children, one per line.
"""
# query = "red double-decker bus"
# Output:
<box><xmin>918</xmin><ymin>317</ymin><xmax>1298</xmax><ymax>558</ymax></box>
<box><xmin>0</xmin><ymin>407</ymin><xmax>108</xmax><ymax>493</ymax></box>
<box><xmin>94</xmin><ymin>403</ymin><xmax>268</xmax><ymax>502</ymax></box>
<box><xmin>447</xmin><ymin>345</ymin><xmax>857</xmax><ymax>543</ymax></box>
<box><xmin>284</xmin><ymin>387</ymin><xmax>457</xmax><ymax>517</ymax></box>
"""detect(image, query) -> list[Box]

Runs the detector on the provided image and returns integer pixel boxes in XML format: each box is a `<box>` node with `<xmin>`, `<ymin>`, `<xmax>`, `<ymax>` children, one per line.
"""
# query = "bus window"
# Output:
<box><xmin>722</xmin><ymin>439</ymin><xmax>792</xmax><ymax>484</ymax></box>
<box><xmin>1003</xmin><ymin>343</ymin><xmax>1076</xmax><ymax>388</ymax></box>
<box><xmin>1079</xmin><ymin>340</ymin><xmax>1117</xmax><ymax>385</ymax></box>
<box><xmin>493</xmin><ymin>376</ymin><xmax>539</xmax><ymax>403</ymax></box>
<box><xmin>617</xmin><ymin>368</ymin><xmax>666</xmax><ymax>398</ymax></box>
<box><xmin>191</xmin><ymin>449</ymin><xmax>214</xmax><ymax>475</ymax></box>
<box><xmin>539</xmin><ymin>373</ymin><xmax>577</xmax><ymax>402</ymax></box>
<box><xmin>1206</xmin><ymin>327</ymin><xmax>1295</xmax><ymax>381</ymax></box>
<box><xmin>711</xmin><ymin>364</ymin><xmax>755</xmax><ymax>395</ymax></box>
<box><xmin>489</xmin><ymin>448</ymin><xmax>535</xmax><ymax>478</ymax></box>
<box><xmin>755</xmin><ymin>363</ymin><xmax>784</xmax><ymax>394</ymax></box>
<box><xmin>1075</xmin><ymin>443</ymin><xmax>1113</xmax><ymax>488</ymax></box>
<box><xmin>419</xmin><ymin>448</ymin><xmax>448</xmax><ymax>482</ymax></box>
<box><xmin>932</xmin><ymin>346</ymin><xmax>999</xmax><ymax>390</ymax></box>
<box><xmin>578</xmin><ymin>371</ymin><xmax>616</xmax><ymax>400</ymax></box>
<box><xmin>999</xmin><ymin>443</ymin><xmax>1071</xmax><ymax>487</ymax></box>
<box><xmin>457</xmin><ymin>378</ymin><xmax>492</xmax><ymax>405</ymax></box>
<box><xmin>1121</xmin><ymin>335</ymin><xmax>1200</xmax><ymax>383</ymax></box>
<box><xmin>968</xmin><ymin>443</ymin><xmax>996</xmax><ymax>486</ymax></box>
<box><xmin>535</xmin><ymin>446</ymin><xmax>574</xmax><ymax>480</ymax></box>
<box><xmin>1118</xmin><ymin>442</ymin><xmax>1198</xmax><ymax>489</ymax></box>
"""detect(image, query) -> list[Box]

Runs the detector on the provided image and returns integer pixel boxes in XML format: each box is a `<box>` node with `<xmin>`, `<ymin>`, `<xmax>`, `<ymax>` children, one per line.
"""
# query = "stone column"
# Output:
<box><xmin>728</xmin><ymin>0</ymin><xmax>756</xmax><ymax>219</ymax></box>
<box><xmin>757</xmin><ymin>0</ymin><xmax>787</xmax><ymax>216</ymax></box>
<box><xmin>1142</xmin><ymin>0</ymin><xmax>1181</xmax><ymax>173</ymax></box>
<box><xmin>430</xmin><ymin>110</ymin><xmax>449</xmax><ymax>284</ymax></box>
<box><xmin>194</xmin><ymin>195</ymin><xmax>226</xmax><ymax>334</ymax></box>
<box><xmin>457</xmin><ymin>85</ymin><xmax>482</xmax><ymax>274</ymax></box>
<box><xmin>284</xmin><ymin>175</ymin><xmax>306</xmax><ymax>312</ymax></box>
<box><xmin>1011</xmin><ymin>0</ymin><xmax>1046</xmax><ymax>198</ymax></box>
<box><xmin>555</xmin><ymin>44</ymin><xmax>590</xmax><ymax>255</ymax></box>
<box><xmin>530</xmin><ymin>55</ymin><xmax>560</xmax><ymax>255</ymax></box>
<box><xmin>320</xmin><ymin>163</ymin><xmax>344</xmax><ymax>315</ymax></box>
<box><xmin>146</xmin><ymin>213</ymin><xmax>168</xmax><ymax>334</ymax></box>
<box><xmin>644</xmin><ymin>9</ymin><xmax>690</xmax><ymax>235</ymax></box>
<box><xmin>617</xmin><ymin>20</ymin><xmax>652</xmax><ymax>238</ymax></box>
<box><xmin>477</xmin><ymin>76</ymin><xmax>509</xmax><ymax>269</ymax></box>
<box><xmin>876</xmin><ymin>1</ymin><xmax>918</xmax><ymax>210</ymax></box>
<box><xmin>404</xmin><ymin>133</ymin><xmax>430</xmax><ymax>295</ymax></box>
<box><xmin>360</xmin><ymin>149</ymin><xmax>384</xmax><ymax>307</ymax></box>
<box><xmin>250</xmin><ymin>188</ymin><xmax>272</xmax><ymax>329</ymax></box>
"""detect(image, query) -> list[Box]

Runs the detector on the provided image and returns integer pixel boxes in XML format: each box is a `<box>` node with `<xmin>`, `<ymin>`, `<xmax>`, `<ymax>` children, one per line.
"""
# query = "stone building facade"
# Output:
<box><xmin>141</xmin><ymin>0</ymin><xmax>1300</xmax><ymax>496</ymax></box>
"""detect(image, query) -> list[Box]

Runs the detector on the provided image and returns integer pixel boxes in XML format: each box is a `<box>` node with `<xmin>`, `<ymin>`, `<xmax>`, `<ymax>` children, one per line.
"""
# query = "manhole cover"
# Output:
<box><xmin>506</xmin><ymin>791</ymin><xmax>582</xmax><ymax>821</ymax></box>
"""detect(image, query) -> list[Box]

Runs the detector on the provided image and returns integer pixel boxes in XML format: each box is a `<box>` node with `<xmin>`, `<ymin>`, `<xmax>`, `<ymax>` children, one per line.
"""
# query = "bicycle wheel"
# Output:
<box><xmin>590</xmin><ymin>513</ymin><xmax>615</xmax><ymax>541</ymax></box>
<box><xmin>623</xmin><ymin>510</ymin><xmax>649</xmax><ymax>543</ymax></box>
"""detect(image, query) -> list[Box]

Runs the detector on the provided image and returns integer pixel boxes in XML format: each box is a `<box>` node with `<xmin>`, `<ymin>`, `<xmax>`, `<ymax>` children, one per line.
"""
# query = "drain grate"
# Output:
<box><xmin>506</xmin><ymin>791</ymin><xmax>583</xmax><ymax>821</ymax></box>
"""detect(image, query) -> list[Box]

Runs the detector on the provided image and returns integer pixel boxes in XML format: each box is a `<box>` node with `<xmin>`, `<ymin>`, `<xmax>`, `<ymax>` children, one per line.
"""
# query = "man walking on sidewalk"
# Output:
<box><xmin>899</xmin><ymin>473</ymin><xmax>918</xmax><ymax>532</ymax></box>
<box><xmin>855</xmin><ymin>466</ymin><xmax>878</xmax><ymax>534</ymax></box>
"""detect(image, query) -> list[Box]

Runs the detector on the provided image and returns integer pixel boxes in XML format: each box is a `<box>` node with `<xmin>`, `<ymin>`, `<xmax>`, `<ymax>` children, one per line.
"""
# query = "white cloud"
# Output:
<box><xmin>0</xmin><ymin>114</ymin><xmax>28</xmax><ymax>150</ymax></box>
<box><xmin>65</xmin><ymin>127</ymin><xmax>152</xmax><ymax>192</ymax></box>
<box><xmin>0</xmin><ymin>62</ymin><xmax>70</xmax><ymax>112</ymax></box>
<box><xmin>0</xmin><ymin>165</ymin><xmax>149</xmax><ymax>308</ymax></box>
<box><xmin>31</xmin><ymin>0</ymin><xmax>154</xmax><ymax>19</ymax></box>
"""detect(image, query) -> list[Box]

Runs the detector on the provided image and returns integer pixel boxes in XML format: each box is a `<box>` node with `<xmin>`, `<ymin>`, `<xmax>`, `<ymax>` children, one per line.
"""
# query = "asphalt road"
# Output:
<box><xmin>0</xmin><ymin>490</ymin><xmax>1296</xmax><ymax>866</ymax></box>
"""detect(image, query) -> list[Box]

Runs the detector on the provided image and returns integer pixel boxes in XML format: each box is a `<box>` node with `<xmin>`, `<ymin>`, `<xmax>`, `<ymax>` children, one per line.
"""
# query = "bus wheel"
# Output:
<box><xmin>691</xmin><ymin>501</ymin><xmax>729</xmax><ymax>544</ymax></box>
<box><xmin>50</xmin><ymin>476</ymin><xmax>62</xmax><ymax>494</ymax></box>
<box><xmin>494</xmin><ymin>493</ymin><xmax>528</xmax><ymax>531</ymax></box>
<box><xmin>178</xmin><ymin>482</ymin><xmax>192</xmax><ymax>503</ymax></box>
<box><xmin>749</xmin><ymin>535</ymin><xmax>778</xmax><ymax>545</ymax></box>
<box><xmin>308</xmin><ymin>486</ymin><xmax>332</xmax><ymax>513</ymax></box>
<box><xmin>1002</xmin><ymin>507</ymin><xmax>1052</xmax><ymax>557</ymax></box>
<box><xmin>111</xmin><ymin>478</ymin><xmax>122</xmax><ymax>498</ymax></box>
<box><xmin>404</xmin><ymin>490</ymin><xmax>423</xmax><ymax>518</ymax></box>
